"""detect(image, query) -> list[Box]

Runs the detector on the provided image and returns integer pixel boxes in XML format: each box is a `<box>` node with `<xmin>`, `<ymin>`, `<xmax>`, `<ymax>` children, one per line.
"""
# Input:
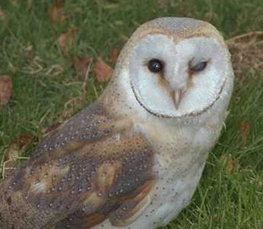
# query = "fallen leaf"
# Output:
<box><xmin>73</xmin><ymin>57</ymin><xmax>92</xmax><ymax>80</ymax></box>
<box><xmin>0</xmin><ymin>75</ymin><xmax>13</xmax><ymax>106</ymax></box>
<box><xmin>42</xmin><ymin>123</ymin><xmax>60</xmax><ymax>134</ymax></box>
<box><xmin>227</xmin><ymin>159</ymin><xmax>235</xmax><ymax>173</ymax></box>
<box><xmin>15</xmin><ymin>133</ymin><xmax>32</xmax><ymax>149</ymax></box>
<box><xmin>110</xmin><ymin>47</ymin><xmax>120</xmax><ymax>63</ymax></box>
<box><xmin>58</xmin><ymin>27</ymin><xmax>77</xmax><ymax>55</ymax></box>
<box><xmin>219</xmin><ymin>155</ymin><xmax>236</xmax><ymax>173</ymax></box>
<box><xmin>48</xmin><ymin>0</ymin><xmax>66</xmax><ymax>24</ymax></box>
<box><xmin>93</xmin><ymin>58</ymin><xmax>113</xmax><ymax>83</ymax></box>
<box><xmin>0</xmin><ymin>6</ymin><xmax>7</xmax><ymax>23</ymax></box>
<box><xmin>239</xmin><ymin>120</ymin><xmax>250</xmax><ymax>144</ymax></box>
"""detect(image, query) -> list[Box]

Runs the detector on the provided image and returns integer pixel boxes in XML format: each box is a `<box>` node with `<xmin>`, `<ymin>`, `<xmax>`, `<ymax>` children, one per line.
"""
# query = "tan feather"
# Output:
<box><xmin>0</xmin><ymin>102</ymin><xmax>155</xmax><ymax>229</ymax></box>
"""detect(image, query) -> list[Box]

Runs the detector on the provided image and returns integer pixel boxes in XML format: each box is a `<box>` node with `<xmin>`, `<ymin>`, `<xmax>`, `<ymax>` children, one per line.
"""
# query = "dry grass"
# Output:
<box><xmin>0</xmin><ymin>0</ymin><xmax>262</xmax><ymax>228</ymax></box>
<box><xmin>227</xmin><ymin>31</ymin><xmax>263</xmax><ymax>78</ymax></box>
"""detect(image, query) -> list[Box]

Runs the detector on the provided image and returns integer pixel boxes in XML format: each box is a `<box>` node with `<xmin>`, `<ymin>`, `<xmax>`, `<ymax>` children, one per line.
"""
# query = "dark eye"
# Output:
<box><xmin>148</xmin><ymin>59</ymin><xmax>164</xmax><ymax>73</ymax></box>
<box><xmin>191</xmin><ymin>61</ymin><xmax>208</xmax><ymax>72</ymax></box>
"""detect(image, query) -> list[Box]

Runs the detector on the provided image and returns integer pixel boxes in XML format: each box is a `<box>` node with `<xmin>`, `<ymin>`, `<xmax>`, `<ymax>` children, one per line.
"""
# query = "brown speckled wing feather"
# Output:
<box><xmin>0</xmin><ymin>103</ymin><xmax>154</xmax><ymax>229</ymax></box>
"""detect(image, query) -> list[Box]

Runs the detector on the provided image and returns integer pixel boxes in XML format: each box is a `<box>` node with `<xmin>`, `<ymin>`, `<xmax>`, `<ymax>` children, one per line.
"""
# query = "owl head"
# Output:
<box><xmin>108</xmin><ymin>17</ymin><xmax>234</xmax><ymax>119</ymax></box>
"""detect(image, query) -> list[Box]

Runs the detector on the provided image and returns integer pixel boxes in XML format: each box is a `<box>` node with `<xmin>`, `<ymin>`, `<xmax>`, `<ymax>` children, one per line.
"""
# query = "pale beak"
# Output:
<box><xmin>173</xmin><ymin>89</ymin><xmax>185</xmax><ymax>109</ymax></box>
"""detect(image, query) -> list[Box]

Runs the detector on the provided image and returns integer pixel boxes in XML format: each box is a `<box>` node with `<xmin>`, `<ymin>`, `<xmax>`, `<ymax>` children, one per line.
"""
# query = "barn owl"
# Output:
<box><xmin>0</xmin><ymin>17</ymin><xmax>234</xmax><ymax>229</ymax></box>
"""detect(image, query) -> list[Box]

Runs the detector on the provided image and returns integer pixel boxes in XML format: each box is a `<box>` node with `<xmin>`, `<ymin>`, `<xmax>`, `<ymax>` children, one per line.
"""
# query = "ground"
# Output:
<box><xmin>0</xmin><ymin>0</ymin><xmax>262</xmax><ymax>228</ymax></box>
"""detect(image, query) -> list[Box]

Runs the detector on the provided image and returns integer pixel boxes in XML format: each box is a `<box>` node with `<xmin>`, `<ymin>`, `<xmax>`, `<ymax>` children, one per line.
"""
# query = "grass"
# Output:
<box><xmin>0</xmin><ymin>0</ymin><xmax>263</xmax><ymax>228</ymax></box>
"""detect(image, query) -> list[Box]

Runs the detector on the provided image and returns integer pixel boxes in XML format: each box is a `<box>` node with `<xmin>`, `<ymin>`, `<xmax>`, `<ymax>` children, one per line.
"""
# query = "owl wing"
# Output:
<box><xmin>0</xmin><ymin>102</ymin><xmax>155</xmax><ymax>229</ymax></box>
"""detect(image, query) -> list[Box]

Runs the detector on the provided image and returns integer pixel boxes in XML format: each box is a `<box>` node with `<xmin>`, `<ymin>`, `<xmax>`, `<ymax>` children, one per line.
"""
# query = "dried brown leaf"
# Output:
<box><xmin>219</xmin><ymin>155</ymin><xmax>236</xmax><ymax>173</ymax></box>
<box><xmin>15</xmin><ymin>133</ymin><xmax>32</xmax><ymax>149</ymax></box>
<box><xmin>110</xmin><ymin>47</ymin><xmax>120</xmax><ymax>64</ymax></box>
<box><xmin>93</xmin><ymin>58</ymin><xmax>113</xmax><ymax>83</ymax></box>
<box><xmin>239</xmin><ymin>120</ymin><xmax>250</xmax><ymax>145</ymax></box>
<box><xmin>73</xmin><ymin>57</ymin><xmax>92</xmax><ymax>80</ymax></box>
<box><xmin>58</xmin><ymin>27</ymin><xmax>77</xmax><ymax>55</ymax></box>
<box><xmin>42</xmin><ymin>123</ymin><xmax>60</xmax><ymax>134</ymax></box>
<box><xmin>48</xmin><ymin>0</ymin><xmax>66</xmax><ymax>24</ymax></box>
<box><xmin>0</xmin><ymin>6</ymin><xmax>7</xmax><ymax>23</ymax></box>
<box><xmin>0</xmin><ymin>75</ymin><xmax>13</xmax><ymax>106</ymax></box>
<box><xmin>227</xmin><ymin>159</ymin><xmax>235</xmax><ymax>173</ymax></box>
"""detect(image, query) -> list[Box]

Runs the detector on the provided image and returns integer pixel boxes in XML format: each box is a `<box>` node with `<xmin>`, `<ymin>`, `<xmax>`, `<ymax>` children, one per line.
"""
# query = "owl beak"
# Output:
<box><xmin>173</xmin><ymin>89</ymin><xmax>185</xmax><ymax>109</ymax></box>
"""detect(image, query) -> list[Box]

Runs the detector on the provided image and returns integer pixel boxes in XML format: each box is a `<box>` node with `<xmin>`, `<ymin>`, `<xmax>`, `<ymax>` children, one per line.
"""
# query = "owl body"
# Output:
<box><xmin>0</xmin><ymin>17</ymin><xmax>234</xmax><ymax>229</ymax></box>
<box><xmin>93</xmin><ymin>54</ymin><xmax>233</xmax><ymax>228</ymax></box>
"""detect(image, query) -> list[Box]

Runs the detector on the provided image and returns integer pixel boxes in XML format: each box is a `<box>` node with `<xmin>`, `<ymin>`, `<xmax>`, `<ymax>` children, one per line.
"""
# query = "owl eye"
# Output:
<box><xmin>191</xmin><ymin>61</ymin><xmax>208</xmax><ymax>72</ymax></box>
<box><xmin>148</xmin><ymin>59</ymin><xmax>164</xmax><ymax>73</ymax></box>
